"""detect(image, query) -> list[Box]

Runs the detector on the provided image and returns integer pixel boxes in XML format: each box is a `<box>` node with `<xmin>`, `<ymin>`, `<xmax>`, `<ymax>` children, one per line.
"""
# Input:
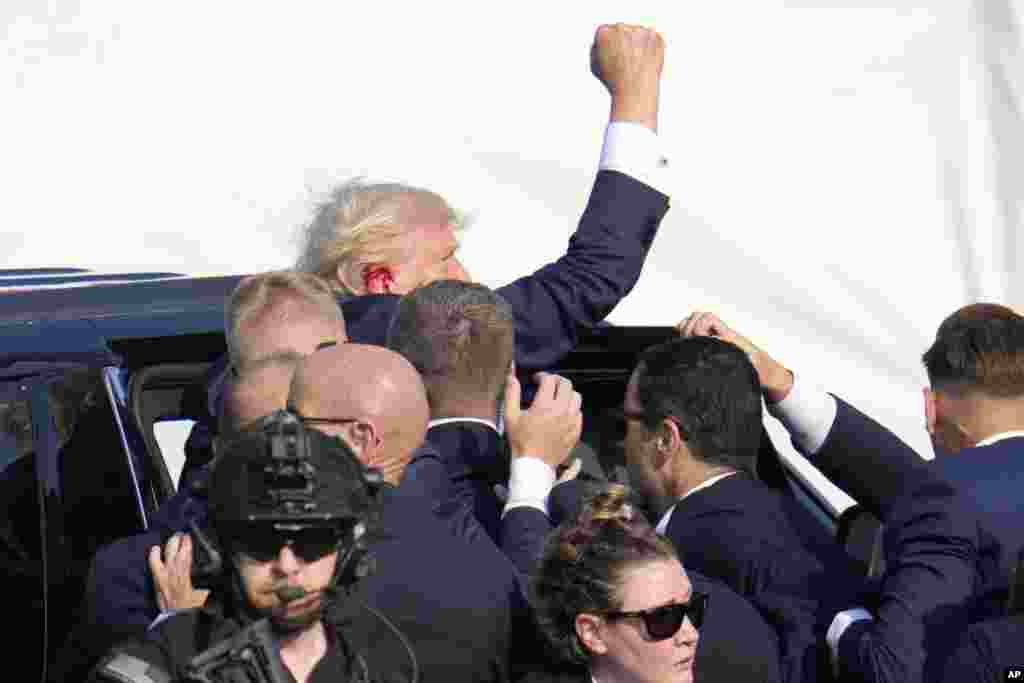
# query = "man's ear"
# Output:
<box><xmin>651</xmin><ymin>417</ymin><xmax>682</xmax><ymax>470</ymax></box>
<box><xmin>575</xmin><ymin>613</ymin><xmax>607</xmax><ymax>656</ymax></box>
<box><xmin>362</xmin><ymin>266</ymin><xmax>396</xmax><ymax>295</ymax></box>
<box><xmin>923</xmin><ymin>387</ymin><xmax>937</xmax><ymax>434</ymax></box>
<box><xmin>339</xmin><ymin>421</ymin><xmax>380</xmax><ymax>464</ymax></box>
<box><xmin>927</xmin><ymin>389</ymin><xmax>974</xmax><ymax>451</ymax></box>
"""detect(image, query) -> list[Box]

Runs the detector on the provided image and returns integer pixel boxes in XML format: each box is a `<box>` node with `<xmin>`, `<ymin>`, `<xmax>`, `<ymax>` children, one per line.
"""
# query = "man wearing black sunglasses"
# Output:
<box><xmin>92</xmin><ymin>413</ymin><xmax>414</xmax><ymax>683</ymax></box>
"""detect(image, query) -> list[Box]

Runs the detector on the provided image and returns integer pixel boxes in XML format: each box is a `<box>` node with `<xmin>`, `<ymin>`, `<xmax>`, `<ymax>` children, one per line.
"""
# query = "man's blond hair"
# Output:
<box><xmin>295</xmin><ymin>178</ymin><xmax>469</xmax><ymax>294</ymax></box>
<box><xmin>224</xmin><ymin>271</ymin><xmax>341</xmax><ymax>370</ymax></box>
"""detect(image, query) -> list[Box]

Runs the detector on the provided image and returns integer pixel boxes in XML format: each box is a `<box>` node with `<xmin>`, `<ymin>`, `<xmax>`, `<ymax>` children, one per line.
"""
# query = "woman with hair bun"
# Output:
<box><xmin>524</xmin><ymin>484</ymin><xmax>706</xmax><ymax>683</ymax></box>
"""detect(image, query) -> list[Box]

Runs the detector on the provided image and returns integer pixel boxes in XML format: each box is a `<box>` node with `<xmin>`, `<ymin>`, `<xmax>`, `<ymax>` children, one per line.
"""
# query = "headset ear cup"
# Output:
<box><xmin>352</xmin><ymin>545</ymin><xmax>376</xmax><ymax>581</ymax></box>
<box><xmin>333</xmin><ymin>522</ymin><xmax>377</xmax><ymax>589</ymax></box>
<box><xmin>189</xmin><ymin>519</ymin><xmax>224</xmax><ymax>590</ymax></box>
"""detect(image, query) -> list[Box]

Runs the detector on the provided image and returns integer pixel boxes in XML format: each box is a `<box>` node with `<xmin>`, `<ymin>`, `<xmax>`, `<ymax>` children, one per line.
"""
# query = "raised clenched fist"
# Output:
<box><xmin>590</xmin><ymin>23</ymin><xmax>665</xmax><ymax>100</ymax></box>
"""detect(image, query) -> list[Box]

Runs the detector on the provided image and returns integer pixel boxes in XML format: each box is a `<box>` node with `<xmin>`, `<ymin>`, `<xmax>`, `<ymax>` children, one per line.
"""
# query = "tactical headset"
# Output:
<box><xmin>189</xmin><ymin>410</ymin><xmax>384</xmax><ymax>601</ymax></box>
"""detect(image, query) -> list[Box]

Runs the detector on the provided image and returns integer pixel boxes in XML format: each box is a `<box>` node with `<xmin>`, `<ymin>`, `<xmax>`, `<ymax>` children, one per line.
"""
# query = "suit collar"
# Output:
<box><xmin>656</xmin><ymin>470</ymin><xmax>743</xmax><ymax>533</ymax></box>
<box><xmin>975</xmin><ymin>430</ymin><xmax>1024</xmax><ymax>448</ymax></box>
<box><xmin>425</xmin><ymin>420</ymin><xmax>508</xmax><ymax>483</ymax></box>
<box><xmin>428</xmin><ymin>417</ymin><xmax>499</xmax><ymax>433</ymax></box>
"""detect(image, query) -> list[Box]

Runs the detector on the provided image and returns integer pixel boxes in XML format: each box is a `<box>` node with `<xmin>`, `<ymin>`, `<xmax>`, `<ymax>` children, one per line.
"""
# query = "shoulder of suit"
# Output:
<box><xmin>671</xmin><ymin>475</ymin><xmax>784</xmax><ymax>518</ymax></box>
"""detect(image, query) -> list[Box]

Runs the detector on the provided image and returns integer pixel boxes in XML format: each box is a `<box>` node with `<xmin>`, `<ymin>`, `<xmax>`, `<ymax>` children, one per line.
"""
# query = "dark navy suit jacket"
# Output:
<box><xmin>351</xmin><ymin>480</ymin><xmax>527</xmax><ymax>683</ymax></box>
<box><xmin>413</xmin><ymin>421</ymin><xmax>565</xmax><ymax>580</ymax></box>
<box><xmin>807</xmin><ymin>396</ymin><xmax>988</xmax><ymax>683</ymax></box>
<box><xmin>940</xmin><ymin>614</ymin><xmax>1024</xmax><ymax>683</ymax></box>
<box><xmin>423</xmin><ymin>422</ymin><xmax>507</xmax><ymax>545</ymax></box>
<box><xmin>931</xmin><ymin>437</ymin><xmax>1024</xmax><ymax>589</ymax></box>
<box><xmin>662</xmin><ymin>472</ymin><xmax>864</xmax><ymax>683</ymax></box>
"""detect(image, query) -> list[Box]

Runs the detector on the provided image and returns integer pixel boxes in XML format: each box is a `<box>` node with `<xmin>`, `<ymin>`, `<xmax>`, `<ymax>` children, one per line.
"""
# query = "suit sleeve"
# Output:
<box><xmin>500</xmin><ymin>506</ymin><xmax>553</xmax><ymax>577</ymax></box>
<box><xmin>810</xmin><ymin>396</ymin><xmax>934</xmax><ymax>521</ymax></box>
<box><xmin>819</xmin><ymin>397</ymin><xmax>979</xmax><ymax>683</ymax></box>
<box><xmin>939</xmin><ymin>622</ymin><xmax>1002</xmax><ymax>683</ymax></box>
<box><xmin>497</xmin><ymin>170</ymin><xmax>669</xmax><ymax>371</ymax></box>
<box><xmin>401</xmin><ymin>444</ymin><xmax>498</xmax><ymax>550</ymax></box>
<box><xmin>835</xmin><ymin>478</ymin><xmax>978</xmax><ymax>683</ymax></box>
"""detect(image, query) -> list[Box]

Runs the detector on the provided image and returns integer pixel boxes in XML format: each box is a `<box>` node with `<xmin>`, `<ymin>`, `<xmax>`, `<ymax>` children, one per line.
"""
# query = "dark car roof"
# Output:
<box><xmin>0</xmin><ymin>275</ymin><xmax>244</xmax><ymax>373</ymax></box>
<box><xmin>0</xmin><ymin>272</ymin><xmax>675</xmax><ymax>376</ymax></box>
<box><xmin>0</xmin><ymin>274</ymin><xmax>242</xmax><ymax>323</ymax></box>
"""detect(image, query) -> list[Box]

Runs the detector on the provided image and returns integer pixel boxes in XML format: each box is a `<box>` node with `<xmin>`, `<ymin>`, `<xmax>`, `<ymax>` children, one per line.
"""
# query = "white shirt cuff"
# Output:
<box><xmin>826</xmin><ymin>607</ymin><xmax>873</xmax><ymax>676</ymax></box>
<box><xmin>502</xmin><ymin>456</ymin><xmax>556</xmax><ymax>517</ymax></box>
<box><xmin>766</xmin><ymin>374</ymin><xmax>837</xmax><ymax>455</ymax></box>
<box><xmin>148</xmin><ymin>609</ymin><xmax>181</xmax><ymax>631</ymax></box>
<box><xmin>599</xmin><ymin>121</ymin><xmax>670</xmax><ymax>196</ymax></box>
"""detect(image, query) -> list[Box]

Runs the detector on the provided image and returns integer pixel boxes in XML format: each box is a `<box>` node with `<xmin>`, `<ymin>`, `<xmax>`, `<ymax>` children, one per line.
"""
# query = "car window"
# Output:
<box><xmin>51</xmin><ymin>368</ymin><xmax>146</xmax><ymax>561</ymax></box>
<box><xmin>40</xmin><ymin>367</ymin><xmax>149</xmax><ymax>675</ymax></box>
<box><xmin>153</xmin><ymin>419</ymin><xmax>195</xmax><ymax>490</ymax></box>
<box><xmin>0</xmin><ymin>395</ymin><xmax>41</xmax><ymax>567</ymax></box>
<box><xmin>0</xmin><ymin>392</ymin><xmax>44</xmax><ymax>683</ymax></box>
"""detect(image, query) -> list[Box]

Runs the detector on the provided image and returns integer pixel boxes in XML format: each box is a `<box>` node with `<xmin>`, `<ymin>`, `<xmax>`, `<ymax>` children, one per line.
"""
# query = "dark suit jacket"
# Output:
<box><xmin>940</xmin><ymin>615</ymin><xmax>1024</xmax><ymax>683</ymax></box>
<box><xmin>352</xmin><ymin>483</ymin><xmax>525</xmax><ymax>683</ymax></box>
<box><xmin>931</xmin><ymin>437</ymin><xmax>1024</xmax><ymax>590</ymax></box>
<box><xmin>424</xmin><ymin>422</ymin><xmax>507</xmax><ymax>545</ymax></box>
<box><xmin>663</xmin><ymin>472</ymin><xmax>863</xmax><ymax>683</ymax></box>
<box><xmin>808</xmin><ymin>396</ymin><xmax>985</xmax><ymax>683</ymax></box>
<box><xmin>416</xmin><ymin>421</ymin><xmax>561</xmax><ymax>579</ymax></box>
<box><xmin>516</xmin><ymin>570</ymin><xmax>783</xmax><ymax>683</ymax></box>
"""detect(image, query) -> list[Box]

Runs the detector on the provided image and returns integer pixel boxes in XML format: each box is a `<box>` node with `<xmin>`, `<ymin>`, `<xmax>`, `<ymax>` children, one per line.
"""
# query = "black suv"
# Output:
<box><xmin>0</xmin><ymin>271</ymin><xmax>852</xmax><ymax>683</ymax></box>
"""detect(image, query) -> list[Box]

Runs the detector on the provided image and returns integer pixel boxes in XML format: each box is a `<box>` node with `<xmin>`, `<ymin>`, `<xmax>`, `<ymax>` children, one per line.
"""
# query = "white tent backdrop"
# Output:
<box><xmin>3</xmin><ymin>2</ymin><xmax>1022</xmax><ymax>509</ymax></box>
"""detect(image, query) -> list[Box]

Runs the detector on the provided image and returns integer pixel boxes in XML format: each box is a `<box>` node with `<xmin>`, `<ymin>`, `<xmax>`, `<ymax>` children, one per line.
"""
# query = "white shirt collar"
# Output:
<box><xmin>427</xmin><ymin>417</ymin><xmax>500</xmax><ymax>433</ymax></box>
<box><xmin>655</xmin><ymin>471</ymin><xmax>740</xmax><ymax>534</ymax></box>
<box><xmin>975</xmin><ymin>430</ymin><xmax>1024</xmax><ymax>448</ymax></box>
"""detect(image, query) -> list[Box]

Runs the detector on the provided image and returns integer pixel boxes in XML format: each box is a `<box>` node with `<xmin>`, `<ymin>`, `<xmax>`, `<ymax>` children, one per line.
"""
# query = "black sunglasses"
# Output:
<box><xmin>229</xmin><ymin>526</ymin><xmax>344</xmax><ymax>564</ymax></box>
<box><xmin>604</xmin><ymin>592</ymin><xmax>708</xmax><ymax>640</ymax></box>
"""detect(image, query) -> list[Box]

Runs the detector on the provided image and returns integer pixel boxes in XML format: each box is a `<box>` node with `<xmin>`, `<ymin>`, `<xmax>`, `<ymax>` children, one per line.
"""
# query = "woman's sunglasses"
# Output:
<box><xmin>604</xmin><ymin>592</ymin><xmax>708</xmax><ymax>641</ymax></box>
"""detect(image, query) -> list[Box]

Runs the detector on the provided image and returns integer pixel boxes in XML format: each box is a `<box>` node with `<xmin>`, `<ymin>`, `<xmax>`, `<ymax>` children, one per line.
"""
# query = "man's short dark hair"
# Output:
<box><xmin>385</xmin><ymin>280</ymin><xmax>514</xmax><ymax>413</ymax></box>
<box><xmin>922</xmin><ymin>303</ymin><xmax>1024</xmax><ymax>396</ymax></box>
<box><xmin>634</xmin><ymin>337</ymin><xmax>762</xmax><ymax>474</ymax></box>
